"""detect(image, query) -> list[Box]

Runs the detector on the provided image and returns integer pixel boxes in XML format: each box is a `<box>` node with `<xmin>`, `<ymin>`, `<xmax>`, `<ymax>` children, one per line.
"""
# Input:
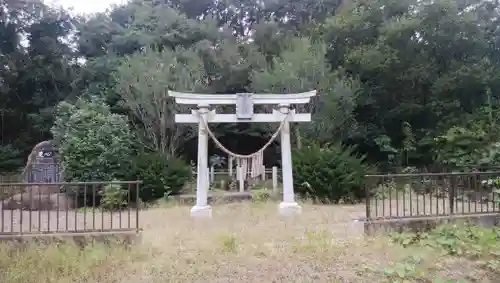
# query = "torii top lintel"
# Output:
<box><xmin>168</xmin><ymin>90</ymin><xmax>317</xmax><ymax>105</ymax></box>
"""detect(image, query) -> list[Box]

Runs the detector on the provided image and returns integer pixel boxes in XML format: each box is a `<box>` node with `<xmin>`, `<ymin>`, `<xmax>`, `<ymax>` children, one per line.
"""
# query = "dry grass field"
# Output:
<box><xmin>0</xmin><ymin>201</ymin><xmax>499</xmax><ymax>283</ymax></box>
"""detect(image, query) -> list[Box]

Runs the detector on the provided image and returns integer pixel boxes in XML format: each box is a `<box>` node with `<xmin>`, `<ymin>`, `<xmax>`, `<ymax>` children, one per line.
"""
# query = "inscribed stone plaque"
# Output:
<box><xmin>236</xmin><ymin>93</ymin><xmax>253</xmax><ymax>120</ymax></box>
<box><xmin>26</xmin><ymin>144</ymin><xmax>60</xmax><ymax>183</ymax></box>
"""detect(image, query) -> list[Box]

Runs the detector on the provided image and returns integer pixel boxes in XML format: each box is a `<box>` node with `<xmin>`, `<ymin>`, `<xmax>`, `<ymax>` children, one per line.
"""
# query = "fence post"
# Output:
<box><xmin>261</xmin><ymin>166</ymin><xmax>266</xmax><ymax>181</ymax></box>
<box><xmin>365</xmin><ymin>176</ymin><xmax>371</xmax><ymax>220</ymax></box>
<box><xmin>272</xmin><ymin>166</ymin><xmax>278</xmax><ymax>195</ymax></box>
<box><xmin>449</xmin><ymin>174</ymin><xmax>456</xmax><ymax>215</ymax></box>
<box><xmin>136</xmin><ymin>182</ymin><xmax>140</xmax><ymax>233</ymax></box>
<box><xmin>238</xmin><ymin>166</ymin><xmax>245</xmax><ymax>192</ymax></box>
<box><xmin>229</xmin><ymin>156</ymin><xmax>233</xmax><ymax>177</ymax></box>
<box><xmin>210</xmin><ymin>166</ymin><xmax>215</xmax><ymax>183</ymax></box>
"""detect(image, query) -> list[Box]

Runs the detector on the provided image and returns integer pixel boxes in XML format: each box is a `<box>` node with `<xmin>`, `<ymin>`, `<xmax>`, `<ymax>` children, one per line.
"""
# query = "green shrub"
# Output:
<box><xmin>388</xmin><ymin>224</ymin><xmax>500</xmax><ymax>281</ymax></box>
<box><xmin>252</xmin><ymin>187</ymin><xmax>272</xmax><ymax>203</ymax></box>
<box><xmin>99</xmin><ymin>182</ymin><xmax>128</xmax><ymax>210</ymax></box>
<box><xmin>292</xmin><ymin>142</ymin><xmax>369</xmax><ymax>203</ymax></box>
<box><xmin>391</xmin><ymin>223</ymin><xmax>500</xmax><ymax>259</ymax></box>
<box><xmin>51</xmin><ymin>97</ymin><xmax>134</xmax><ymax>182</ymax></box>
<box><xmin>0</xmin><ymin>145</ymin><xmax>23</xmax><ymax>172</ymax></box>
<box><xmin>133</xmin><ymin>152</ymin><xmax>192</xmax><ymax>202</ymax></box>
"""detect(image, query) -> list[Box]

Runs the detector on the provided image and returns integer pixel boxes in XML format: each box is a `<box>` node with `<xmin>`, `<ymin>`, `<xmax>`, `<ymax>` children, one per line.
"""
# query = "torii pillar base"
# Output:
<box><xmin>190</xmin><ymin>205</ymin><xmax>212</xmax><ymax>218</ymax></box>
<box><xmin>279</xmin><ymin>201</ymin><xmax>302</xmax><ymax>216</ymax></box>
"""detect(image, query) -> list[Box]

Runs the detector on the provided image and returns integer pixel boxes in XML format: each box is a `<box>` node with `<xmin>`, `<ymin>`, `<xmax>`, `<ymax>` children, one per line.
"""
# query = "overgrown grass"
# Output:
<box><xmin>382</xmin><ymin>223</ymin><xmax>500</xmax><ymax>282</ymax></box>
<box><xmin>0</xmin><ymin>241</ymin><xmax>145</xmax><ymax>283</ymax></box>
<box><xmin>0</xmin><ymin>201</ymin><xmax>499</xmax><ymax>282</ymax></box>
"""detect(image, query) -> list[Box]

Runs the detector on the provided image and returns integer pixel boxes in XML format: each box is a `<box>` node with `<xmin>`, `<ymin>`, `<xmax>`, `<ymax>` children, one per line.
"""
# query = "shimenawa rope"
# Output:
<box><xmin>198</xmin><ymin>110</ymin><xmax>289</xmax><ymax>159</ymax></box>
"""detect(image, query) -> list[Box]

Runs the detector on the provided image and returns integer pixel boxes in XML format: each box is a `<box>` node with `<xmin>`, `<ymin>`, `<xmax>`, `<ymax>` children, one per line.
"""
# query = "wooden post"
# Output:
<box><xmin>210</xmin><ymin>166</ymin><xmax>215</xmax><ymax>183</ymax></box>
<box><xmin>207</xmin><ymin>168</ymin><xmax>210</xmax><ymax>188</ymax></box>
<box><xmin>261</xmin><ymin>165</ymin><xmax>266</xmax><ymax>181</ymax></box>
<box><xmin>229</xmin><ymin>156</ymin><xmax>233</xmax><ymax>177</ymax></box>
<box><xmin>272</xmin><ymin>166</ymin><xmax>278</xmax><ymax>196</ymax></box>
<box><xmin>239</xmin><ymin>166</ymin><xmax>245</xmax><ymax>192</ymax></box>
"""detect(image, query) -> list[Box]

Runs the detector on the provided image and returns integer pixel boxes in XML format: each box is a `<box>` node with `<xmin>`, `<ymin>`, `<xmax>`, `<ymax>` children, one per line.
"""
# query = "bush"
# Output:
<box><xmin>99</xmin><ymin>182</ymin><xmax>128</xmax><ymax>210</ymax></box>
<box><xmin>133</xmin><ymin>152</ymin><xmax>192</xmax><ymax>202</ymax></box>
<box><xmin>51</xmin><ymin>97</ymin><xmax>134</xmax><ymax>182</ymax></box>
<box><xmin>252</xmin><ymin>187</ymin><xmax>272</xmax><ymax>203</ymax></box>
<box><xmin>292</xmin><ymin>142</ymin><xmax>369</xmax><ymax>203</ymax></box>
<box><xmin>0</xmin><ymin>145</ymin><xmax>23</xmax><ymax>172</ymax></box>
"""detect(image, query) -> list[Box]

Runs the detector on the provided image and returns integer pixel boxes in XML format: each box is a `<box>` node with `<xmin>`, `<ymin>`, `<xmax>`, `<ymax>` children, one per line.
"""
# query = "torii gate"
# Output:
<box><xmin>169</xmin><ymin>90</ymin><xmax>317</xmax><ymax>217</ymax></box>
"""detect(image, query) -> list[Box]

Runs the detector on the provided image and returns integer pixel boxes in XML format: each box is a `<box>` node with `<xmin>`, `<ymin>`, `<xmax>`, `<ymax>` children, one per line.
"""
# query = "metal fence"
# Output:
<box><xmin>0</xmin><ymin>172</ymin><xmax>22</xmax><ymax>183</ymax></box>
<box><xmin>0</xmin><ymin>181</ymin><xmax>140</xmax><ymax>235</ymax></box>
<box><xmin>364</xmin><ymin>172</ymin><xmax>500</xmax><ymax>220</ymax></box>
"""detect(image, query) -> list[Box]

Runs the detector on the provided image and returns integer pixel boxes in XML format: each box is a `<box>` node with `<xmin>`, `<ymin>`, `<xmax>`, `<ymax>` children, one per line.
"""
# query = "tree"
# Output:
<box><xmin>322</xmin><ymin>0</ymin><xmax>500</xmax><ymax>166</ymax></box>
<box><xmin>0</xmin><ymin>0</ymin><xmax>78</xmax><ymax>171</ymax></box>
<box><xmin>250</xmin><ymin>37</ymin><xmax>358</xmax><ymax>148</ymax></box>
<box><xmin>51</xmin><ymin>97</ymin><xmax>134</xmax><ymax>182</ymax></box>
<box><xmin>10</xmin><ymin>0</ymin><xmax>500</xmax><ymax>173</ymax></box>
<box><xmin>75</xmin><ymin>0</ymin><xmax>221</xmax><ymax>111</ymax></box>
<box><xmin>113</xmin><ymin>47</ymin><xmax>206</xmax><ymax>156</ymax></box>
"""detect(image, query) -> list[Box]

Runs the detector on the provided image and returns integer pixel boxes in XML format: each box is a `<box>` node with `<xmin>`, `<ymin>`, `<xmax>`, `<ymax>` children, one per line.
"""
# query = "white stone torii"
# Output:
<box><xmin>169</xmin><ymin>90</ymin><xmax>317</xmax><ymax>217</ymax></box>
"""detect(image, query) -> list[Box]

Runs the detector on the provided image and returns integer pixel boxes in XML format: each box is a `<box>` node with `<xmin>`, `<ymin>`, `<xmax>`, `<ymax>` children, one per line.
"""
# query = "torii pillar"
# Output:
<box><xmin>169</xmin><ymin>90</ymin><xmax>317</xmax><ymax>217</ymax></box>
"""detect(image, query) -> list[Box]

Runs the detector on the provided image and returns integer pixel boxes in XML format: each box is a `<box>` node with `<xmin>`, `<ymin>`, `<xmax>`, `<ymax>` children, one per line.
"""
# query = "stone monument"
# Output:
<box><xmin>23</xmin><ymin>140</ymin><xmax>61</xmax><ymax>183</ymax></box>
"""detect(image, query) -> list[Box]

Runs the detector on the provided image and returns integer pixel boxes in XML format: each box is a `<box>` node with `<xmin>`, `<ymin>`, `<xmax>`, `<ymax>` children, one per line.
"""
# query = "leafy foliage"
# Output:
<box><xmin>381</xmin><ymin>255</ymin><xmax>425</xmax><ymax>282</ymax></box>
<box><xmin>0</xmin><ymin>0</ymin><xmax>78</xmax><ymax>172</ymax></box>
<box><xmin>357</xmin><ymin>223</ymin><xmax>500</xmax><ymax>282</ymax></box>
<box><xmin>5</xmin><ymin>0</ymin><xmax>500</xmax><ymax>176</ymax></box>
<box><xmin>250</xmin><ymin>38</ymin><xmax>359</xmax><ymax>147</ymax></box>
<box><xmin>292</xmin><ymin>142</ymin><xmax>369</xmax><ymax>203</ymax></box>
<box><xmin>132</xmin><ymin>152</ymin><xmax>192</xmax><ymax>202</ymax></box>
<box><xmin>387</xmin><ymin>224</ymin><xmax>500</xmax><ymax>282</ymax></box>
<box><xmin>99</xmin><ymin>182</ymin><xmax>128</xmax><ymax>210</ymax></box>
<box><xmin>113</xmin><ymin>47</ymin><xmax>206</xmax><ymax>157</ymax></box>
<box><xmin>51</xmin><ymin>97</ymin><xmax>134</xmax><ymax>182</ymax></box>
<box><xmin>323</xmin><ymin>0</ymin><xmax>500</xmax><ymax>167</ymax></box>
<box><xmin>392</xmin><ymin>224</ymin><xmax>500</xmax><ymax>258</ymax></box>
<box><xmin>0</xmin><ymin>145</ymin><xmax>23</xmax><ymax>171</ymax></box>
<box><xmin>251</xmin><ymin>188</ymin><xmax>272</xmax><ymax>203</ymax></box>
